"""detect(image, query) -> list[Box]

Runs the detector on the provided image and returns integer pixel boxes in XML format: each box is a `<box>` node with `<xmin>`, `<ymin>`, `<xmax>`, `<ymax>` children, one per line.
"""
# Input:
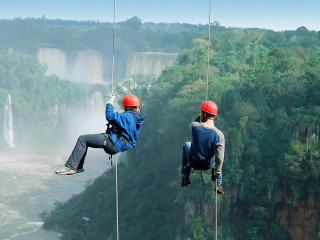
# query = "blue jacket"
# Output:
<box><xmin>105</xmin><ymin>104</ymin><xmax>144</xmax><ymax>152</ymax></box>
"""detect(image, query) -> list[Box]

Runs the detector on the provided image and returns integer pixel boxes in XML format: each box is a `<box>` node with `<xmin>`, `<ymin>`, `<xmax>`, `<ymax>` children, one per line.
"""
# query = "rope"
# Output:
<box><xmin>111</xmin><ymin>0</ymin><xmax>116</xmax><ymax>96</ymax></box>
<box><xmin>206</xmin><ymin>1</ymin><xmax>218</xmax><ymax>239</ymax></box>
<box><xmin>116</xmin><ymin>155</ymin><xmax>119</xmax><ymax>240</ymax></box>
<box><xmin>206</xmin><ymin>0</ymin><xmax>212</xmax><ymax>101</ymax></box>
<box><xmin>111</xmin><ymin>0</ymin><xmax>119</xmax><ymax>239</ymax></box>
<box><xmin>215</xmin><ymin>179</ymin><xmax>218</xmax><ymax>240</ymax></box>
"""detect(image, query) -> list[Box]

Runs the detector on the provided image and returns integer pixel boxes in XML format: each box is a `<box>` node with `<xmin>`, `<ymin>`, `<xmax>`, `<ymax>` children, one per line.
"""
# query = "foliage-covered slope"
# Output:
<box><xmin>0</xmin><ymin>53</ymin><xmax>84</xmax><ymax>147</ymax></box>
<box><xmin>43</xmin><ymin>28</ymin><xmax>320</xmax><ymax>239</ymax></box>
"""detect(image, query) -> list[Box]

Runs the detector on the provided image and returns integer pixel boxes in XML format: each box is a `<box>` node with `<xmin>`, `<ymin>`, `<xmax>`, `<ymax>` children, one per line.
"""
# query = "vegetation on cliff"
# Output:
<box><xmin>42</xmin><ymin>25</ymin><xmax>320</xmax><ymax>239</ymax></box>
<box><xmin>0</xmin><ymin>53</ymin><xmax>84</xmax><ymax>147</ymax></box>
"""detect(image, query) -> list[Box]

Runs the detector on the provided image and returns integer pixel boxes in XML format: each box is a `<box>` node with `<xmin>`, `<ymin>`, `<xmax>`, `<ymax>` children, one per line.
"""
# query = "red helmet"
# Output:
<box><xmin>200</xmin><ymin>101</ymin><xmax>218</xmax><ymax>115</ymax></box>
<box><xmin>122</xmin><ymin>94</ymin><xmax>140</xmax><ymax>106</ymax></box>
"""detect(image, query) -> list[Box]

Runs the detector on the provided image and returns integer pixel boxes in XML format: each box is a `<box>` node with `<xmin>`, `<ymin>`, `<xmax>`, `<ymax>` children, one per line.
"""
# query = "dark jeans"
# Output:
<box><xmin>181</xmin><ymin>142</ymin><xmax>223</xmax><ymax>182</ymax></box>
<box><xmin>65</xmin><ymin>133</ymin><xmax>118</xmax><ymax>169</ymax></box>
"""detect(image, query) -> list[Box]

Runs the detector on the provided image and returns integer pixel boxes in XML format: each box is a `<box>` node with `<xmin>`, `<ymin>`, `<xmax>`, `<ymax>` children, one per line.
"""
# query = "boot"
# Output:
<box><xmin>214</xmin><ymin>182</ymin><xmax>224</xmax><ymax>195</ymax></box>
<box><xmin>181</xmin><ymin>176</ymin><xmax>192</xmax><ymax>187</ymax></box>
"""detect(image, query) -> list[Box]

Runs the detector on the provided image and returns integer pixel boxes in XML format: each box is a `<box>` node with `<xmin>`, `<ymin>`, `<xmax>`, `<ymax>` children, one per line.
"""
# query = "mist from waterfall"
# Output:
<box><xmin>4</xmin><ymin>94</ymin><xmax>14</xmax><ymax>147</ymax></box>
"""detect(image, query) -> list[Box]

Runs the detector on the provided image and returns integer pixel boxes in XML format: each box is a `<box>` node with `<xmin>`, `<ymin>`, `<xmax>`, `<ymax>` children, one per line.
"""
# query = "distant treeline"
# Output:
<box><xmin>0</xmin><ymin>17</ymin><xmax>225</xmax><ymax>80</ymax></box>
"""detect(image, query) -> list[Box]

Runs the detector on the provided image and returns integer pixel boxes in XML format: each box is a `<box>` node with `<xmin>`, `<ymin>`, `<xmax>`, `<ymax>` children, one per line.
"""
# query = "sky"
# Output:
<box><xmin>0</xmin><ymin>0</ymin><xmax>319</xmax><ymax>31</ymax></box>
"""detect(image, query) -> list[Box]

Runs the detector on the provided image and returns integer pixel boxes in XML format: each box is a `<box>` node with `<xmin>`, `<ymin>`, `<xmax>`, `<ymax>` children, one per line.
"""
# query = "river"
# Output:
<box><xmin>0</xmin><ymin>147</ymin><xmax>109</xmax><ymax>240</ymax></box>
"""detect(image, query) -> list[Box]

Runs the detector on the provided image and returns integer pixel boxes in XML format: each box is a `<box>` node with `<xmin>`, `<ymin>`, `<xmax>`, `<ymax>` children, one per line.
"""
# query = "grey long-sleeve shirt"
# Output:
<box><xmin>190</xmin><ymin>119</ymin><xmax>225</xmax><ymax>176</ymax></box>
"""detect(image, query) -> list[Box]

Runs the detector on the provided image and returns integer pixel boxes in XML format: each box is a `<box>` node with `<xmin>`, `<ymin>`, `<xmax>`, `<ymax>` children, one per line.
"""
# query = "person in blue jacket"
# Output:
<box><xmin>55</xmin><ymin>94</ymin><xmax>144</xmax><ymax>175</ymax></box>
<box><xmin>181</xmin><ymin>101</ymin><xmax>225</xmax><ymax>194</ymax></box>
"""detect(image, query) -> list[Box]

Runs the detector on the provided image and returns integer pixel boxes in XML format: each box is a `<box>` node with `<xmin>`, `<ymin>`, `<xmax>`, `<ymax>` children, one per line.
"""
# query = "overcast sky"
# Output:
<box><xmin>1</xmin><ymin>0</ymin><xmax>319</xmax><ymax>31</ymax></box>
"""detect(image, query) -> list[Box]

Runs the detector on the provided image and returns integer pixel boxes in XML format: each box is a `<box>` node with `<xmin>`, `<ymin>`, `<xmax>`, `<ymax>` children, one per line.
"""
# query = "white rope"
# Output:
<box><xmin>206</xmin><ymin>0</ymin><xmax>212</xmax><ymax>101</ymax></box>
<box><xmin>205</xmin><ymin>1</ymin><xmax>218</xmax><ymax>239</ymax></box>
<box><xmin>111</xmin><ymin>0</ymin><xmax>116</xmax><ymax>96</ymax></box>
<box><xmin>116</xmin><ymin>155</ymin><xmax>119</xmax><ymax>240</ymax></box>
<box><xmin>215</xmin><ymin>179</ymin><xmax>218</xmax><ymax>240</ymax></box>
<box><xmin>111</xmin><ymin>0</ymin><xmax>119</xmax><ymax>239</ymax></box>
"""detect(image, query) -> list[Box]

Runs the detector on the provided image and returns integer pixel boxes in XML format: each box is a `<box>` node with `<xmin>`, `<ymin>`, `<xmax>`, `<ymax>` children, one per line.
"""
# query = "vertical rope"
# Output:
<box><xmin>206</xmin><ymin>1</ymin><xmax>218</xmax><ymax>239</ymax></box>
<box><xmin>111</xmin><ymin>0</ymin><xmax>116</xmax><ymax>95</ymax></box>
<box><xmin>111</xmin><ymin>0</ymin><xmax>119</xmax><ymax>239</ymax></box>
<box><xmin>116</xmin><ymin>155</ymin><xmax>119</xmax><ymax>240</ymax></box>
<box><xmin>206</xmin><ymin>0</ymin><xmax>212</xmax><ymax>101</ymax></box>
<box><xmin>215</xmin><ymin>179</ymin><xmax>218</xmax><ymax>240</ymax></box>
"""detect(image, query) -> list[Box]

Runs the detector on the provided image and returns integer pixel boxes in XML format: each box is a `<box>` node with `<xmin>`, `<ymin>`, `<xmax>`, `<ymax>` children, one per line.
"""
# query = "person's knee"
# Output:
<box><xmin>78</xmin><ymin>135</ymin><xmax>87</xmax><ymax>143</ymax></box>
<box><xmin>183</xmin><ymin>142</ymin><xmax>191</xmax><ymax>150</ymax></box>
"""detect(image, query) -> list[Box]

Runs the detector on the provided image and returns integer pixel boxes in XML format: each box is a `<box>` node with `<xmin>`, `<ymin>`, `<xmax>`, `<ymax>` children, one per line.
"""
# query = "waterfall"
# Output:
<box><xmin>37</xmin><ymin>48</ymin><xmax>67</xmax><ymax>79</ymax></box>
<box><xmin>4</xmin><ymin>94</ymin><xmax>14</xmax><ymax>147</ymax></box>
<box><xmin>70</xmin><ymin>51</ymin><xmax>104</xmax><ymax>84</ymax></box>
<box><xmin>125</xmin><ymin>52</ymin><xmax>178</xmax><ymax>77</ymax></box>
<box><xmin>88</xmin><ymin>91</ymin><xmax>105</xmax><ymax>113</ymax></box>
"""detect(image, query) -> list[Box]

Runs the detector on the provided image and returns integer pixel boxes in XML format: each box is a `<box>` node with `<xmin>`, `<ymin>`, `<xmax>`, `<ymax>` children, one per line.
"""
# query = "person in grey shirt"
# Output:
<box><xmin>181</xmin><ymin>101</ymin><xmax>225</xmax><ymax>194</ymax></box>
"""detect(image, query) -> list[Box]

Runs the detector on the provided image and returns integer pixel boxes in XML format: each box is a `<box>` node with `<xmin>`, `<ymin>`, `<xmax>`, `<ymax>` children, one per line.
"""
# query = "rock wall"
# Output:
<box><xmin>125</xmin><ymin>52</ymin><xmax>177</xmax><ymax>77</ymax></box>
<box><xmin>189</xmin><ymin>188</ymin><xmax>319</xmax><ymax>239</ymax></box>
<box><xmin>275</xmin><ymin>195</ymin><xmax>319</xmax><ymax>240</ymax></box>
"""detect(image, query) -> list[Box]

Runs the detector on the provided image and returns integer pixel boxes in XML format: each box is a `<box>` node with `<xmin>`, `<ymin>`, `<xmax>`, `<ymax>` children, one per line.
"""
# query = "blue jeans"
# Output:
<box><xmin>65</xmin><ymin>133</ymin><xmax>118</xmax><ymax>169</ymax></box>
<box><xmin>181</xmin><ymin>142</ymin><xmax>222</xmax><ymax>182</ymax></box>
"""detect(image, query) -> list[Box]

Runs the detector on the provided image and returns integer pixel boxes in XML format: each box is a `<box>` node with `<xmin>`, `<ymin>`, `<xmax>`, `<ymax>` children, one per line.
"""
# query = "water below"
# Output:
<box><xmin>0</xmin><ymin>147</ymin><xmax>110</xmax><ymax>240</ymax></box>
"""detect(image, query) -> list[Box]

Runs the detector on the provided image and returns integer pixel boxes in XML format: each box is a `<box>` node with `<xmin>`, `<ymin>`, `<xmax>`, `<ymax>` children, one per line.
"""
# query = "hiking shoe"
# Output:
<box><xmin>181</xmin><ymin>176</ymin><xmax>192</xmax><ymax>187</ymax></box>
<box><xmin>55</xmin><ymin>167</ymin><xmax>76</xmax><ymax>175</ymax></box>
<box><xmin>76</xmin><ymin>168</ymin><xmax>85</xmax><ymax>173</ymax></box>
<box><xmin>214</xmin><ymin>183</ymin><xmax>225</xmax><ymax>195</ymax></box>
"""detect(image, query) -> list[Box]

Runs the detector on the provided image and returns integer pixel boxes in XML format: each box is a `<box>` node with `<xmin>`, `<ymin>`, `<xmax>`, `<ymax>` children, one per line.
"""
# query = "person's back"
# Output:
<box><xmin>191</xmin><ymin>121</ymin><xmax>223</xmax><ymax>162</ymax></box>
<box><xmin>180</xmin><ymin>101</ymin><xmax>225</xmax><ymax>194</ymax></box>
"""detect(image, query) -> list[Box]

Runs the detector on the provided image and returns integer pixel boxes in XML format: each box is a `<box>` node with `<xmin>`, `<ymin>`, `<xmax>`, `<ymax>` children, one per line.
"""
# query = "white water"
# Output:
<box><xmin>4</xmin><ymin>94</ymin><xmax>14</xmax><ymax>147</ymax></box>
<box><xmin>37</xmin><ymin>48</ymin><xmax>105</xmax><ymax>84</ymax></box>
<box><xmin>125</xmin><ymin>52</ymin><xmax>178</xmax><ymax>77</ymax></box>
<box><xmin>0</xmin><ymin>148</ymin><xmax>109</xmax><ymax>240</ymax></box>
<box><xmin>71</xmin><ymin>51</ymin><xmax>104</xmax><ymax>84</ymax></box>
<box><xmin>37</xmin><ymin>48</ymin><xmax>67</xmax><ymax>80</ymax></box>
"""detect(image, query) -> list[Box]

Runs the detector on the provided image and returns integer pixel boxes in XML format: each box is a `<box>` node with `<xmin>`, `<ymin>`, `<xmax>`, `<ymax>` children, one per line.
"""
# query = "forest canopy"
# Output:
<box><xmin>39</xmin><ymin>21</ymin><xmax>320</xmax><ymax>240</ymax></box>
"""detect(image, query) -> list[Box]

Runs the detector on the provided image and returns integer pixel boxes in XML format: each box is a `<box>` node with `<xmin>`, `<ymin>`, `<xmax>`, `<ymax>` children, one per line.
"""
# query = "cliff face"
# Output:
<box><xmin>188</xmin><ymin>189</ymin><xmax>319</xmax><ymax>239</ymax></box>
<box><xmin>125</xmin><ymin>52</ymin><xmax>177</xmax><ymax>77</ymax></box>
<box><xmin>275</xmin><ymin>195</ymin><xmax>319</xmax><ymax>240</ymax></box>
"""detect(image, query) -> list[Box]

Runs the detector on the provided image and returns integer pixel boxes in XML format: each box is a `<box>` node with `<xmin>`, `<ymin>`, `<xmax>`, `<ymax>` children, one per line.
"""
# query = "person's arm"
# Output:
<box><xmin>105</xmin><ymin>104</ymin><xmax>122</xmax><ymax>123</ymax></box>
<box><xmin>214</xmin><ymin>132</ymin><xmax>225</xmax><ymax>180</ymax></box>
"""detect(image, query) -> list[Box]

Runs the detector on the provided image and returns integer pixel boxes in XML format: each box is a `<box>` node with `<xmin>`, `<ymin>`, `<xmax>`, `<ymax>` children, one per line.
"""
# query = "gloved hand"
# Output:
<box><xmin>211</xmin><ymin>168</ymin><xmax>220</xmax><ymax>182</ymax></box>
<box><xmin>106</xmin><ymin>94</ymin><xmax>116</xmax><ymax>105</ymax></box>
